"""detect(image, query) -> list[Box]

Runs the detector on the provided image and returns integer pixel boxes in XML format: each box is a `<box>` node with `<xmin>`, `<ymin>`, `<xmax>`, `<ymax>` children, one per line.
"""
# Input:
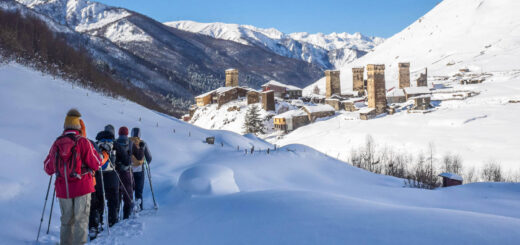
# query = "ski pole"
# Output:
<box><xmin>36</xmin><ymin>175</ymin><xmax>53</xmax><ymax>242</ymax></box>
<box><xmin>46</xmin><ymin>187</ymin><xmax>56</xmax><ymax>235</ymax></box>
<box><xmin>112</xmin><ymin>165</ymin><xmax>136</xmax><ymax>217</ymax></box>
<box><xmin>99</xmin><ymin>170</ymin><xmax>110</xmax><ymax>234</ymax></box>
<box><xmin>144</xmin><ymin>160</ymin><xmax>158</xmax><ymax>209</ymax></box>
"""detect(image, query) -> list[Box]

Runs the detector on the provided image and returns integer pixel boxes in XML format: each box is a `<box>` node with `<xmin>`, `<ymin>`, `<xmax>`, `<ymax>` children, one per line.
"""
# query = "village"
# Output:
<box><xmin>186</xmin><ymin>64</ymin><xmax>486</xmax><ymax>135</ymax></box>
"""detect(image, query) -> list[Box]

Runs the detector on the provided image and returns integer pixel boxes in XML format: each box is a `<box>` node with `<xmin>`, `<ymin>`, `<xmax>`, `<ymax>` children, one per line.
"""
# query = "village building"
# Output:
<box><xmin>416</xmin><ymin>68</ymin><xmax>428</xmax><ymax>87</ymax></box>
<box><xmin>404</xmin><ymin>87</ymin><xmax>431</xmax><ymax>100</ymax></box>
<box><xmin>261</xmin><ymin>80</ymin><xmax>303</xmax><ymax>99</ymax></box>
<box><xmin>386</xmin><ymin>88</ymin><xmax>406</xmax><ymax>104</ymax></box>
<box><xmin>325</xmin><ymin>70</ymin><xmax>341</xmax><ymax>98</ymax></box>
<box><xmin>225</xmin><ymin>69</ymin><xmax>239</xmax><ymax>87</ymax></box>
<box><xmin>324</xmin><ymin>98</ymin><xmax>341</xmax><ymax>111</ymax></box>
<box><xmin>246</xmin><ymin>90</ymin><xmax>261</xmax><ymax>104</ymax></box>
<box><xmin>195</xmin><ymin>86</ymin><xmax>255</xmax><ymax>108</ymax></box>
<box><xmin>438</xmin><ymin>173</ymin><xmax>463</xmax><ymax>187</ymax></box>
<box><xmin>411</xmin><ymin>95</ymin><xmax>433</xmax><ymax>110</ymax></box>
<box><xmin>262</xmin><ymin>90</ymin><xmax>276</xmax><ymax>111</ymax></box>
<box><xmin>359</xmin><ymin>107</ymin><xmax>376</xmax><ymax>120</ymax></box>
<box><xmin>273</xmin><ymin>110</ymin><xmax>310</xmax><ymax>132</ymax></box>
<box><xmin>182</xmin><ymin>114</ymin><xmax>191</xmax><ymax>122</ymax></box>
<box><xmin>302</xmin><ymin>104</ymin><xmax>335</xmax><ymax>122</ymax></box>
<box><xmin>352</xmin><ymin>67</ymin><xmax>365</xmax><ymax>95</ymax></box>
<box><xmin>367</xmin><ymin>64</ymin><xmax>387</xmax><ymax>114</ymax></box>
<box><xmin>399</xmin><ymin>62</ymin><xmax>411</xmax><ymax>89</ymax></box>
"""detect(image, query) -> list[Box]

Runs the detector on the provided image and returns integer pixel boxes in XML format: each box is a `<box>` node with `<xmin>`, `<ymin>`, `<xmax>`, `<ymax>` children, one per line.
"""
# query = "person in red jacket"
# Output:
<box><xmin>43</xmin><ymin>109</ymin><xmax>101</xmax><ymax>245</ymax></box>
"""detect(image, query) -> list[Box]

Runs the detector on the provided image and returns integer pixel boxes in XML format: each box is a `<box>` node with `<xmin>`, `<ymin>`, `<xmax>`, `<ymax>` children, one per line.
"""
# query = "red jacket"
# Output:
<box><xmin>44</xmin><ymin>130</ymin><xmax>101</xmax><ymax>199</ymax></box>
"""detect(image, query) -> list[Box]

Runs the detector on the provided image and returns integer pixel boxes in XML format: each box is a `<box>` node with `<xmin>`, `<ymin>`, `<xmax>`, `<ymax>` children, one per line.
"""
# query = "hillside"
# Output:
<box><xmin>9</xmin><ymin>0</ymin><xmax>324</xmax><ymax>113</ymax></box>
<box><xmin>166</xmin><ymin>20</ymin><xmax>384</xmax><ymax>69</ymax></box>
<box><xmin>2</xmin><ymin>61</ymin><xmax>520</xmax><ymax>244</ymax></box>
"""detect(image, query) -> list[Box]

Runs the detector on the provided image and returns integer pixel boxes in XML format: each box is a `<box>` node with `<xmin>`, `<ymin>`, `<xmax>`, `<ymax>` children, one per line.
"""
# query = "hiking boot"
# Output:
<box><xmin>89</xmin><ymin>227</ymin><xmax>98</xmax><ymax>240</ymax></box>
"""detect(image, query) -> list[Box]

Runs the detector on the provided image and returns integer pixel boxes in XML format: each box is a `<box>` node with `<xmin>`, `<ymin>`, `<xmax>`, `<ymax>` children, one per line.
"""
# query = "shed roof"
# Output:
<box><xmin>274</xmin><ymin>109</ymin><xmax>307</xmax><ymax>120</ymax></box>
<box><xmin>404</xmin><ymin>87</ymin><xmax>431</xmax><ymax>94</ymax></box>
<box><xmin>358</xmin><ymin>107</ymin><xmax>376</xmax><ymax>114</ymax></box>
<box><xmin>439</xmin><ymin>172</ymin><xmax>463</xmax><ymax>181</ymax></box>
<box><xmin>302</xmin><ymin>104</ymin><xmax>335</xmax><ymax>113</ymax></box>
<box><xmin>262</xmin><ymin>80</ymin><xmax>302</xmax><ymax>91</ymax></box>
<box><xmin>387</xmin><ymin>88</ymin><xmax>405</xmax><ymax>97</ymax></box>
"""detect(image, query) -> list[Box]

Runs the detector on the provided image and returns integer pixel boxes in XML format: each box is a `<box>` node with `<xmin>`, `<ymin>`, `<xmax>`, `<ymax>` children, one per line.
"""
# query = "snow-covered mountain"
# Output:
<box><xmin>165</xmin><ymin>20</ymin><xmax>384</xmax><ymax>69</ymax></box>
<box><xmin>9</xmin><ymin>0</ymin><xmax>323</xmax><ymax>114</ymax></box>
<box><xmin>305</xmin><ymin>0</ymin><xmax>520</xmax><ymax>94</ymax></box>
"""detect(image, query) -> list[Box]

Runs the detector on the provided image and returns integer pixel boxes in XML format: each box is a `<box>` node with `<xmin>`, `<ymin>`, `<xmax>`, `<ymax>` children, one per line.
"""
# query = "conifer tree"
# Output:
<box><xmin>243</xmin><ymin>105</ymin><xmax>264</xmax><ymax>135</ymax></box>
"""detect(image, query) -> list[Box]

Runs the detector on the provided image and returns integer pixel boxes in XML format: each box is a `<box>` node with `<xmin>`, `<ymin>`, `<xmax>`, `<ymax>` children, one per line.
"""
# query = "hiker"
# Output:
<box><xmin>130</xmin><ymin>127</ymin><xmax>152</xmax><ymax>211</ymax></box>
<box><xmin>88</xmin><ymin>125</ymin><xmax>122</xmax><ymax>239</ymax></box>
<box><xmin>43</xmin><ymin>109</ymin><xmax>101</xmax><ymax>245</ymax></box>
<box><xmin>115</xmin><ymin>126</ymin><xmax>144</xmax><ymax>219</ymax></box>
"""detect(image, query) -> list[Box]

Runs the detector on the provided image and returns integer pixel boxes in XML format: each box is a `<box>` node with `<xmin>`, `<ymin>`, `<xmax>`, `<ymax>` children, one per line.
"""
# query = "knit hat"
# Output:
<box><xmin>64</xmin><ymin>109</ymin><xmax>82</xmax><ymax>130</ymax></box>
<box><xmin>131</xmin><ymin>128</ymin><xmax>141</xmax><ymax>138</ymax></box>
<box><xmin>118</xmin><ymin>126</ymin><xmax>129</xmax><ymax>136</ymax></box>
<box><xmin>104</xmin><ymin>124</ymin><xmax>115</xmax><ymax>136</ymax></box>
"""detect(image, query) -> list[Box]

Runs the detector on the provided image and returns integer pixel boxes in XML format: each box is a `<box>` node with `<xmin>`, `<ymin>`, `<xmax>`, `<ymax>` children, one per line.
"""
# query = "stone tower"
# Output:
<box><xmin>225</xmin><ymin>69</ymin><xmax>239</xmax><ymax>87</ymax></box>
<box><xmin>416</xmin><ymin>68</ymin><xmax>428</xmax><ymax>87</ymax></box>
<box><xmin>398</xmin><ymin>62</ymin><xmax>410</xmax><ymax>89</ymax></box>
<box><xmin>367</xmin><ymin>64</ymin><xmax>387</xmax><ymax>114</ymax></box>
<box><xmin>262</xmin><ymin>90</ymin><xmax>275</xmax><ymax>111</ymax></box>
<box><xmin>352</xmin><ymin>67</ymin><xmax>365</xmax><ymax>95</ymax></box>
<box><xmin>325</xmin><ymin>70</ymin><xmax>341</xmax><ymax>98</ymax></box>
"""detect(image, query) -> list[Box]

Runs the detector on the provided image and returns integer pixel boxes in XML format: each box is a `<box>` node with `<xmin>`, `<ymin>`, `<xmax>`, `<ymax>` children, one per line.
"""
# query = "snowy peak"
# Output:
<box><xmin>15</xmin><ymin>0</ymin><xmax>131</xmax><ymax>32</ymax></box>
<box><xmin>165</xmin><ymin>20</ymin><xmax>384</xmax><ymax>69</ymax></box>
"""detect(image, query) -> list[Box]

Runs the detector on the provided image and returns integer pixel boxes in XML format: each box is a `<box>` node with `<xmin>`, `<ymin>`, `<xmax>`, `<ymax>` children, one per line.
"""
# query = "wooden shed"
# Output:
<box><xmin>438</xmin><ymin>173</ymin><xmax>463</xmax><ymax>187</ymax></box>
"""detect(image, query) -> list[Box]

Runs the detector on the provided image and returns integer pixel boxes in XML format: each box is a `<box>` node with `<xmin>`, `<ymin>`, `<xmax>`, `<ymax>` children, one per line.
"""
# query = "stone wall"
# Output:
<box><xmin>247</xmin><ymin>91</ymin><xmax>260</xmax><ymax>104</ymax></box>
<box><xmin>325</xmin><ymin>70</ymin><xmax>341</xmax><ymax>98</ymax></box>
<box><xmin>225</xmin><ymin>69</ymin><xmax>239</xmax><ymax>87</ymax></box>
<box><xmin>262</xmin><ymin>90</ymin><xmax>275</xmax><ymax>111</ymax></box>
<box><xmin>217</xmin><ymin>88</ymin><xmax>238</xmax><ymax>108</ymax></box>
<box><xmin>367</xmin><ymin>64</ymin><xmax>387</xmax><ymax>114</ymax></box>
<box><xmin>398</xmin><ymin>63</ymin><xmax>410</xmax><ymax>89</ymax></box>
<box><xmin>352</xmin><ymin>67</ymin><xmax>365</xmax><ymax>95</ymax></box>
<box><xmin>325</xmin><ymin>99</ymin><xmax>341</xmax><ymax>110</ymax></box>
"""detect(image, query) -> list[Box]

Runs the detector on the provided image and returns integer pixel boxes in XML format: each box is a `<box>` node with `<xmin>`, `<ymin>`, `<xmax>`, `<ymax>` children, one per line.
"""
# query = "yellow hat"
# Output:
<box><xmin>64</xmin><ymin>109</ymin><xmax>82</xmax><ymax>130</ymax></box>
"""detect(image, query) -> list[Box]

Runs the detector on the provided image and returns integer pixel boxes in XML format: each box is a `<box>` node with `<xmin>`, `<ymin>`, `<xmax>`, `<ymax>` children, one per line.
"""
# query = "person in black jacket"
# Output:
<box><xmin>115</xmin><ymin>126</ymin><xmax>144</xmax><ymax>219</ymax></box>
<box><xmin>88</xmin><ymin>125</ymin><xmax>121</xmax><ymax>240</ymax></box>
<box><xmin>130</xmin><ymin>127</ymin><xmax>152</xmax><ymax>211</ymax></box>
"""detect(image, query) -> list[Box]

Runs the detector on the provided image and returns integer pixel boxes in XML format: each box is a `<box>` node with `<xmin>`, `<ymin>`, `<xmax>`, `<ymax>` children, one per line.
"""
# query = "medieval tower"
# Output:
<box><xmin>367</xmin><ymin>64</ymin><xmax>387</xmax><ymax>114</ymax></box>
<box><xmin>352</xmin><ymin>67</ymin><xmax>365</xmax><ymax>95</ymax></box>
<box><xmin>262</xmin><ymin>90</ymin><xmax>275</xmax><ymax>111</ymax></box>
<box><xmin>325</xmin><ymin>70</ymin><xmax>341</xmax><ymax>98</ymax></box>
<box><xmin>416</xmin><ymin>68</ymin><xmax>428</xmax><ymax>87</ymax></box>
<box><xmin>225</xmin><ymin>69</ymin><xmax>239</xmax><ymax>87</ymax></box>
<box><xmin>398</xmin><ymin>62</ymin><xmax>410</xmax><ymax>89</ymax></box>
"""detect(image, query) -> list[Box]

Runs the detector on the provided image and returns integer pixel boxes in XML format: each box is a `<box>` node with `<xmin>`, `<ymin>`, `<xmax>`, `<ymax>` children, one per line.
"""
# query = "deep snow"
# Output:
<box><xmin>1</xmin><ymin>63</ymin><xmax>520</xmax><ymax>244</ymax></box>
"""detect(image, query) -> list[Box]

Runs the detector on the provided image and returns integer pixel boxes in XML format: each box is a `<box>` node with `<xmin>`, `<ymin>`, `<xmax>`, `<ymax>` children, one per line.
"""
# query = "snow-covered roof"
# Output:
<box><xmin>404</xmin><ymin>87</ymin><xmax>431</xmax><ymax>94</ymax></box>
<box><xmin>225</xmin><ymin>68</ymin><xmax>237</xmax><ymax>71</ymax></box>
<box><xmin>387</xmin><ymin>88</ymin><xmax>405</xmax><ymax>97</ymax></box>
<box><xmin>274</xmin><ymin>109</ymin><xmax>308</xmax><ymax>120</ymax></box>
<box><xmin>303</xmin><ymin>104</ymin><xmax>335</xmax><ymax>113</ymax></box>
<box><xmin>439</xmin><ymin>173</ymin><xmax>463</xmax><ymax>181</ymax></box>
<box><xmin>411</xmin><ymin>95</ymin><xmax>432</xmax><ymax>99</ymax></box>
<box><xmin>195</xmin><ymin>87</ymin><xmax>235</xmax><ymax>99</ymax></box>
<box><xmin>262</xmin><ymin>80</ymin><xmax>302</xmax><ymax>91</ymax></box>
<box><xmin>358</xmin><ymin>107</ymin><xmax>376</xmax><ymax>114</ymax></box>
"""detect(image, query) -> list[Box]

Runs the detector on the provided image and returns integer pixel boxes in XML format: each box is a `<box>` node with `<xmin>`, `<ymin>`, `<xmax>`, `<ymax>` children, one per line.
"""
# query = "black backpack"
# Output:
<box><xmin>115</xmin><ymin>138</ymin><xmax>131</xmax><ymax>171</ymax></box>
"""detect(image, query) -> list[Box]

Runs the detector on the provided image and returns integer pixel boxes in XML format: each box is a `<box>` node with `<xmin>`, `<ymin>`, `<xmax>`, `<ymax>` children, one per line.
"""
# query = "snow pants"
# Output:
<box><xmin>133</xmin><ymin>170</ymin><xmax>145</xmax><ymax>210</ymax></box>
<box><xmin>89</xmin><ymin>171</ymin><xmax>120</xmax><ymax>228</ymax></box>
<box><xmin>59</xmin><ymin>193</ymin><xmax>91</xmax><ymax>245</ymax></box>
<box><xmin>118</xmin><ymin>169</ymin><xmax>134</xmax><ymax>219</ymax></box>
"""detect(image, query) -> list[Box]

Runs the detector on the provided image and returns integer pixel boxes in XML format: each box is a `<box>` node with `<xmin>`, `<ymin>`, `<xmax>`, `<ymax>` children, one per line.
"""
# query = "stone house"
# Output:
<box><xmin>404</xmin><ymin>87</ymin><xmax>431</xmax><ymax>100</ymax></box>
<box><xmin>386</xmin><ymin>88</ymin><xmax>406</xmax><ymax>104</ymax></box>
<box><xmin>325</xmin><ymin>98</ymin><xmax>341</xmax><ymax>111</ymax></box>
<box><xmin>359</xmin><ymin>107</ymin><xmax>376</xmax><ymax>120</ymax></box>
<box><xmin>262</xmin><ymin>80</ymin><xmax>302</xmax><ymax>99</ymax></box>
<box><xmin>411</xmin><ymin>95</ymin><xmax>433</xmax><ymax>110</ymax></box>
<box><xmin>273</xmin><ymin>110</ymin><xmax>310</xmax><ymax>132</ymax></box>
<box><xmin>416</xmin><ymin>68</ymin><xmax>428</xmax><ymax>87</ymax></box>
<box><xmin>247</xmin><ymin>91</ymin><xmax>261</xmax><ymax>104</ymax></box>
<box><xmin>302</xmin><ymin>104</ymin><xmax>335</xmax><ymax>122</ymax></box>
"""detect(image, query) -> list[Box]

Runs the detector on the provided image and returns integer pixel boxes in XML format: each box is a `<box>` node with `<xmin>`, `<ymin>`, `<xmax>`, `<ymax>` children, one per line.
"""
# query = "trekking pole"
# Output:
<box><xmin>99</xmin><ymin>170</ymin><xmax>110</xmax><ymax>235</ymax></box>
<box><xmin>36</xmin><ymin>175</ymin><xmax>53</xmax><ymax>242</ymax></box>
<box><xmin>112</xmin><ymin>164</ymin><xmax>136</xmax><ymax>217</ymax></box>
<box><xmin>46</xmin><ymin>187</ymin><xmax>56</xmax><ymax>235</ymax></box>
<box><xmin>144</xmin><ymin>160</ymin><xmax>158</xmax><ymax>210</ymax></box>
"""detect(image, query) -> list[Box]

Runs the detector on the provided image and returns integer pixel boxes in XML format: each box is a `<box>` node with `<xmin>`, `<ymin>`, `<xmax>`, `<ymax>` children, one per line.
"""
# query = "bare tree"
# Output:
<box><xmin>481</xmin><ymin>160</ymin><xmax>503</xmax><ymax>182</ymax></box>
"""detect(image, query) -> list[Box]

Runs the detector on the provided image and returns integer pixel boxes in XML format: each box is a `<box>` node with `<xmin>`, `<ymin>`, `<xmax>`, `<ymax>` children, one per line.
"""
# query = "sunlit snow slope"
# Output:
<box><xmin>1</xmin><ymin>63</ymin><xmax>520</xmax><ymax>245</ymax></box>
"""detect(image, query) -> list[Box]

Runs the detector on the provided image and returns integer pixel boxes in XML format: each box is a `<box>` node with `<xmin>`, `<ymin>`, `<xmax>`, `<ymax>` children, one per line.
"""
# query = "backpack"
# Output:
<box><xmin>130</xmin><ymin>137</ymin><xmax>145</xmax><ymax>167</ymax></box>
<box><xmin>115</xmin><ymin>138</ymin><xmax>131</xmax><ymax>171</ymax></box>
<box><xmin>97</xmin><ymin>139</ymin><xmax>116</xmax><ymax>171</ymax></box>
<box><xmin>54</xmin><ymin>134</ymin><xmax>90</xmax><ymax>183</ymax></box>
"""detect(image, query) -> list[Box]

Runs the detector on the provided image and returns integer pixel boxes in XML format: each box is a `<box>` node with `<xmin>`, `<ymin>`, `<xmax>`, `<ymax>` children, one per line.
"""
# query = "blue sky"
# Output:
<box><xmin>97</xmin><ymin>0</ymin><xmax>441</xmax><ymax>38</ymax></box>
